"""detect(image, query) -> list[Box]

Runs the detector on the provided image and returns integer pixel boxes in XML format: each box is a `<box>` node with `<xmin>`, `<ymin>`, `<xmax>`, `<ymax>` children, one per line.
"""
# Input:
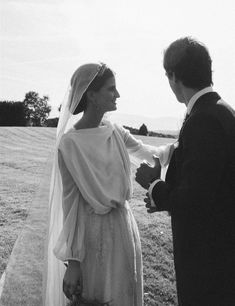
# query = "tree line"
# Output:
<box><xmin>0</xmin><ymin>91</ymin><xmax>51</xmax><ymax>126</ymax></box>
<box><xmin>0</xmin><ymin>91</ymin><xmax>176</xmax><ymax>138</ymax></box>
<box><xmin>124</xmin><ymin>124</ymin><xmax>176</xmax><ymax>139</ymax></box>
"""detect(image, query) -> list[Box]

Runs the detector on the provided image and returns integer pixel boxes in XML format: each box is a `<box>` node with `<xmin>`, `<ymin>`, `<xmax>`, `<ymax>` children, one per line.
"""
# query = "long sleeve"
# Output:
<box><xmin>115</xmin><ymin>124</ymin><xmax>177</xmax><ymax>168</ymax></box>
<box><xmin>53</xmin><ymin>150</ymin><xmax>86</xmax><ymax>262</ymax></box>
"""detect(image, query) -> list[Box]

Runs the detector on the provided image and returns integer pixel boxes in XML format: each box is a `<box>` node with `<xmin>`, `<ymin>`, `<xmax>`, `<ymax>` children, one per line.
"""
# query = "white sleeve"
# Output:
<box><xmin>115</xmin><ymin>124</ymin><xmax>177</xmax><ymax>168</ymax></box>
<box><xmin>53</xmin><ymin>150</ymin><xmax>86</xmax><ymax>263</ymax></box>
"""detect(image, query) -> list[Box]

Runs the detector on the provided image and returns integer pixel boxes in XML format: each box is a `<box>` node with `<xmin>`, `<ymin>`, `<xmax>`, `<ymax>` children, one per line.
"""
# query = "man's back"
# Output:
<box><xmin>170</xmin><ymin>93</ymin><xmax>235</xmax><ymax>305</ymax></box>
<box><xmin>135</xmin><ymin>37</ymin><xmax>235</xmax><ymax>306</ymax></box>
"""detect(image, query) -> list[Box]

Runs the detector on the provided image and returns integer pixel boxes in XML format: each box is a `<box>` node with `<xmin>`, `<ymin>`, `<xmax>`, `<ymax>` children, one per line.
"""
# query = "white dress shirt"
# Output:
<box><xmin>186</xmin><ymin>86</ymin><xmax>213</xmax><ymax>114</ymax></box>
<box><xmin>148</xmin><ymin>86</ymin><xmax>213</xmax><ymax>208</ymax></box>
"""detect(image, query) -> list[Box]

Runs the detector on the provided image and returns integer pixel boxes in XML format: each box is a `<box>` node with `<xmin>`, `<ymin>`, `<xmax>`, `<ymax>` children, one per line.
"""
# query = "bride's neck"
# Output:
<box><xmin>74</xmin><ymin>110</ymin><xmax>104</xmax><ymax>130</ymax></box>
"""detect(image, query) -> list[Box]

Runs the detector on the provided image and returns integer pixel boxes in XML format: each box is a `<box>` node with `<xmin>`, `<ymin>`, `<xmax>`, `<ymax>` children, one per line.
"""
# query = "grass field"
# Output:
<box><xmin>0</xmin><ymin>127</ymin><xmax>177</xmax><ymax>305</ymax></box>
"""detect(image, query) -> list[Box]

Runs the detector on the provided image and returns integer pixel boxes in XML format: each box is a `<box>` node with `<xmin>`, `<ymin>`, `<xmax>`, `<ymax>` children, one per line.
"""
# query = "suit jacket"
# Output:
<box><xmin>152</xmin><ymin>92</ymin><xmax>235</xmax><ymax>305</ymax></box>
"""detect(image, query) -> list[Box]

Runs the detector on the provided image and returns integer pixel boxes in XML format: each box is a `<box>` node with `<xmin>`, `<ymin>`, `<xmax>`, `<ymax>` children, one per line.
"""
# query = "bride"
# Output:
<box><xmin>43</xmin><ymin>62</ymin><xmax>175</xmax><ymax>306</ymax></box>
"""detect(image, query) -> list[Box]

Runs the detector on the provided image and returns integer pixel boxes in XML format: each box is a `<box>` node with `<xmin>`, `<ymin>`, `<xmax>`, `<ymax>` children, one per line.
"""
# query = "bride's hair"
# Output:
<box><xmin>73</xmin><ymin>67</ymin><xmax>114</xmax><ymax>114</ymax></box>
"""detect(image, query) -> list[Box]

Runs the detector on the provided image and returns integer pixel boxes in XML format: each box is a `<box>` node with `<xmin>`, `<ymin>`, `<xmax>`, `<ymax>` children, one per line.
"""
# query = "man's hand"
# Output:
<box><xmin>135</xmin><ymin>155</ymin><xmax>161</xmax><ymax>190</ymax></box>
<box><xmin>144</xmin><ymin>192</ymin><xmax>158</xmax><ymax>213</ymax></box>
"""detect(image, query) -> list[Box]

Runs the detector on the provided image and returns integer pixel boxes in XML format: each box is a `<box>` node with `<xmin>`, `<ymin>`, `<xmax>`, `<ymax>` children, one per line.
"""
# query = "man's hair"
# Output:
<box><xmin>73</xmin><ymin>67</ymin><xmax>114</xmax><ymax>114</ymax></box>
<box><xmin>163</xmin><ymin>37</ymin><xmax>213</xmax><ymax>89</ymax></box>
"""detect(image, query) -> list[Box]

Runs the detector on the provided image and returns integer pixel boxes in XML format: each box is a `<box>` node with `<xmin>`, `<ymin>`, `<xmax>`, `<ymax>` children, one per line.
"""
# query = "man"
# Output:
<box><xmin>135</xmin><ymin>37</ymin><xmax>235</xmax><ymax>305</ymax></box>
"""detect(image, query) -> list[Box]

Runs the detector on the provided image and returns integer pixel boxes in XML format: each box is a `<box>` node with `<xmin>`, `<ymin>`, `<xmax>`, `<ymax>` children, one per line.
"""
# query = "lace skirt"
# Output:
<box><xmin>81</xmin><ymin>202</ymin><xmax>143</xmax><ymax>306</ymax></box>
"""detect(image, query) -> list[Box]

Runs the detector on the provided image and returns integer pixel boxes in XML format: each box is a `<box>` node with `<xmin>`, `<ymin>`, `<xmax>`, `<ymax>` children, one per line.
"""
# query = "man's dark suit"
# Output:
<box><xmin>152</xmin><ymin>92</ymin><xmax>235</xmax><ymax>305</ymax></box>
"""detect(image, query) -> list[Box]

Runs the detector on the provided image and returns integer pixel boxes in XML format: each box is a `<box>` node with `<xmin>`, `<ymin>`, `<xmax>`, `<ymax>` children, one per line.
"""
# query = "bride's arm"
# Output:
<box><xmin>115</xmin><ymin>124</ymin><xmax>177</xmax><ymax>167</ymax></box>
<box><xmin>53</xmin><ymin>150</ymin><xmax>86</xmax><ymax>263</ymax></box>
<box><xmin>54</xmin><ymin>150</ymin><xmax>85</xmax><ymax>299</ymax></box>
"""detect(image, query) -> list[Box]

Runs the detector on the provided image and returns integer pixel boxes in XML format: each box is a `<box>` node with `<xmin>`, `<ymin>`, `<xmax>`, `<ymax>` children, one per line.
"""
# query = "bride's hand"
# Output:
<box><xmin>63</xmin><ymin>260</ymin><xmax>82</xmax><ymax>300</ymax></box>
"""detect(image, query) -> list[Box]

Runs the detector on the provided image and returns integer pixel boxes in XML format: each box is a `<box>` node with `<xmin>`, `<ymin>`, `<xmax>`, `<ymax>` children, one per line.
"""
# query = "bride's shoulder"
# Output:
<box><xmin>110</xmin><ymin>121</ymin><xmax>123</xmax><ymax>132</ymax></box>
<box><xmin>62</xmin><ymin>129</ymin><xmax>75</xmax><ymax>138</ymax></box>
<box><xmin>113</xmin><ymin>123</ymin><xmax>130</xmax><ymax>137</ymax></box>
<box><xmin>59</xmin><ymin>131</ymin><xmax>76</xmax><ymax>148</ymax></box>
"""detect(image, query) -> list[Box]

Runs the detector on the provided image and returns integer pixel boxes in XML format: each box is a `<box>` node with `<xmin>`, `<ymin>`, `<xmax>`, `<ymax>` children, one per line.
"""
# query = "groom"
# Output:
<box><xmin>135</xmin><ymin>37</ymin><xmax>235</xmax><ymax>305</ymax></box>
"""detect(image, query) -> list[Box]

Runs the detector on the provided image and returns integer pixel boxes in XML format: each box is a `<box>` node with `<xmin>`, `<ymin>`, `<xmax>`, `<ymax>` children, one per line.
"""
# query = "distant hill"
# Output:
<box><xmin>108</xmin><ymin>112</ymin><xmax>183</xmax><ymax>134</ymax></box>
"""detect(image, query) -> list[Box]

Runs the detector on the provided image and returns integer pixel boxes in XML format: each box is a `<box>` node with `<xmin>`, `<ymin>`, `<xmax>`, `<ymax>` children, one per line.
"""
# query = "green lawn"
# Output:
<box><xmin>0</xmin><ymin>127</ymin><xmax>177</xmax><ymax>305</ymax></box>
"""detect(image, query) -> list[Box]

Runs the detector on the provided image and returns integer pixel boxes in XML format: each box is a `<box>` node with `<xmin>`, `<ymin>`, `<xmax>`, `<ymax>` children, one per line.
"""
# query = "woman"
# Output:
<box><xmin>44</xmin><ymin>63</ymin><xmax>174</xmax><ymax>306</ymax></box>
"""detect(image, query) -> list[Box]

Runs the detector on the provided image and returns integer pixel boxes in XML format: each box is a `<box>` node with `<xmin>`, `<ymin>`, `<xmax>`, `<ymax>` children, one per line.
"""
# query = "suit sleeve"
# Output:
<box><xmin>152</xmin><ymin>113</ymin><xmax>227</xmax><ymax>213</ymax></box>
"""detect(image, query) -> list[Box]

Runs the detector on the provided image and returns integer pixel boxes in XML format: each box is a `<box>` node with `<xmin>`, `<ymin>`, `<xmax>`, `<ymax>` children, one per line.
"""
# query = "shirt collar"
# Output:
<box><xmin>187</xmin><ymin>86</ymin><xmax>213</xmax><ymax>115</ymax></box>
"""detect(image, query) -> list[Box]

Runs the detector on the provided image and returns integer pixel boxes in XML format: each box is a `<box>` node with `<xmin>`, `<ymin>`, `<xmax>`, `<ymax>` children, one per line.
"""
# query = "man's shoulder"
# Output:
<box><xmin>182</xmin><ymin>101</ymin><xmax>235</xmax><ymax>147</ymax></box>
<box><xmin>215</xmin><ymin>99</ymin><xmax>235</xmax><ymax>118</ymax></box>
<box><xmin>203</xmin><ymin>98</ymin><xmax>235</xmax><ymax>132</ymax></box>
<box><xmin>190</xmin><ymin>97</ymin><xmax>235</xmax><ymax>127</ymax></box>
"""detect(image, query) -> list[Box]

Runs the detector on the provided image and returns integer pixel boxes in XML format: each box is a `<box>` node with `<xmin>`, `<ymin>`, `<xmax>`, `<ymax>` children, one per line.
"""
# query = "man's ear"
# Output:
<box><xmin>171</xmin><ymin>72</ymin><xmax>178</xmax><ymax>84</ymax></box>
<box><xmin>166</xmin><ymin>71</ymin><xmax>176</xmax><ymax>82</ymax></box>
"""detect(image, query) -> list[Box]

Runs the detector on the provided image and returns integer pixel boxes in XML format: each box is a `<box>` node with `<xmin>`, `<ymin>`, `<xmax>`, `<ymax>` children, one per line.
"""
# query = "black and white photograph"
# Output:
<box><xmin>0</xmin><ymin>0</ymin><xmax>235</xmax><ymax>305</ymax></box>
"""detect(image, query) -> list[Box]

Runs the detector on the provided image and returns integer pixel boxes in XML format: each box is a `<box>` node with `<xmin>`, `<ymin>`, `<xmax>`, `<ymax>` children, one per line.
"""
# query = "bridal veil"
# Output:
<box><xmin>43</xmin><ymin>63</ymin><xmax>106</xmax><ymax>306</ymax></box>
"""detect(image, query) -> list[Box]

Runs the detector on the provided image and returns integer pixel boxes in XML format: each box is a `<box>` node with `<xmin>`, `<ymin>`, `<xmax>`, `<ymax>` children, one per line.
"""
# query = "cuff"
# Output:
<box><xmin>65</xmin><ymin>258</ymin><xmax>81</xmax><ymax>263</ymax></box>
<box><xmin>148</xmin><ymin>179</ymin><xmax>162</xmax><ymax>207</ymax></box>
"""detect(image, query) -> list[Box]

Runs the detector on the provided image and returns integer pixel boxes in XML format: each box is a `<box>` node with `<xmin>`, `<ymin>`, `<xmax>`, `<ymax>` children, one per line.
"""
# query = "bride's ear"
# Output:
<box><xmin>86</xmin><ymin>90</ymin><xmax>96</xmax><ymax>103</ymax></box>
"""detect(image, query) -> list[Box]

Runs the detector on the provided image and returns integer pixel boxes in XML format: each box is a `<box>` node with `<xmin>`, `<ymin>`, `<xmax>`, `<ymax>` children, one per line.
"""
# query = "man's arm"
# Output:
<box><xmin>149</xmin><ymin>114</ymin><xmax>226</xmax><ymax>213</ymax></box>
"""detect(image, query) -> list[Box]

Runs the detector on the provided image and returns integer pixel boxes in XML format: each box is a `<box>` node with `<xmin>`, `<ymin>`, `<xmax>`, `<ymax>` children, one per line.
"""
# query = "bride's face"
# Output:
<box><xmin>94</xmin><ymin>77</ymin><xmax>120</xmax><ymax>112</ymax></box>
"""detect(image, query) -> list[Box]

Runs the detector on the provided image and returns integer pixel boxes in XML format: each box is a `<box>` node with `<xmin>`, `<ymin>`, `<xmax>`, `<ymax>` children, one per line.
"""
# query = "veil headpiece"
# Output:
<box><xmin>56</xmin><ymin>62</ymin><xmax>107</xmax><ymax>144</ymax></box>
<box><xmin>43</xmin><ymin>62</ymin><xmax>106</xmax><ymax>305</ymax></box>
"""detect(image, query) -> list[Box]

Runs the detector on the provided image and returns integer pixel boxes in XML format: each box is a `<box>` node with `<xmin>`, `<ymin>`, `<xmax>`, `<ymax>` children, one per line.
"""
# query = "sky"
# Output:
<box><xmin>1</xmin><ymin>0</ymin><xmax>235</xmax><ymax>126</ymax></box>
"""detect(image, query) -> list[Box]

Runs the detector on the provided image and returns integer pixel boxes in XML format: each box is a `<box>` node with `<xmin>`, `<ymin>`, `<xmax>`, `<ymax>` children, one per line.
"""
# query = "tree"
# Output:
<box><xmin>138</xmin><ymin>123</ymin><xmax>148</xmax><ymax>136</ymax></box>
<box><xmin>45</xmin><ymin>117</ymin><xmax>59</xmax><ymax>127</ymax></box>
<box><xmin>23</xmin><ymin>91</ymin><xmax>51</xmax><ymax>126</ymax></box>
<box><xmin>0</xmin><ymin>101</ymin><xmax>26</xmax><ymax>126</ymax></box>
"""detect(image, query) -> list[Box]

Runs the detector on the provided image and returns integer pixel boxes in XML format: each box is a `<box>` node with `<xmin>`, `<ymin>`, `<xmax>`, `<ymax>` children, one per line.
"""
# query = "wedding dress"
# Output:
<box><xmin>43</xmin><ymin>62</ymin><xmax>175</xmax><ymax>306</ymax></box>
<box><xmin>44</xmin><ymin>120</ymin><xmax>174</xmax><ymax>306</ymax></box>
